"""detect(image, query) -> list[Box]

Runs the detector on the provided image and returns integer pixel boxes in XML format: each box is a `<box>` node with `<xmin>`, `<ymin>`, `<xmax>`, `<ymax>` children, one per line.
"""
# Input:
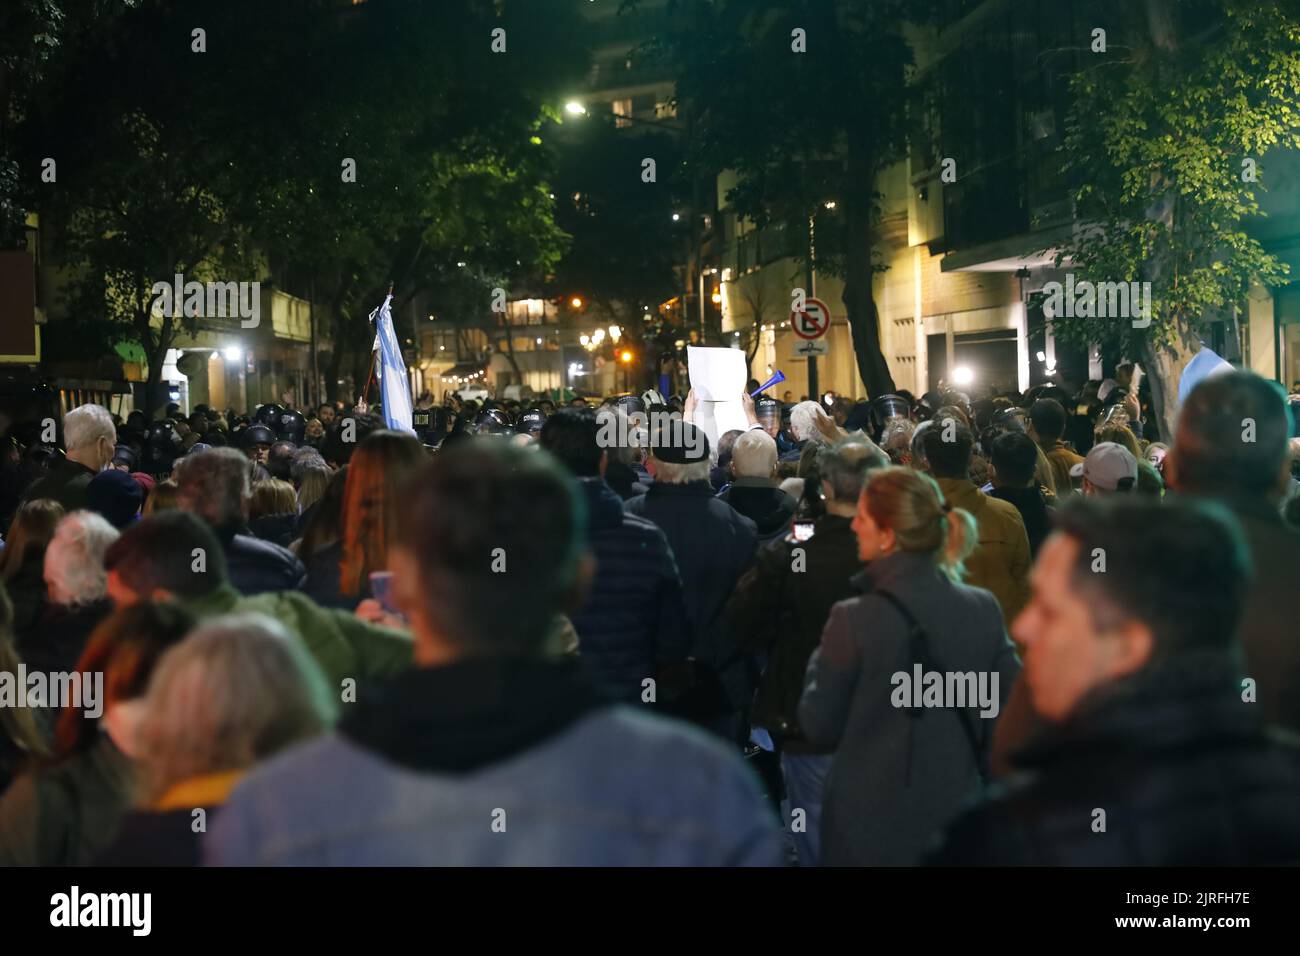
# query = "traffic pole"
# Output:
<box><xmin>807</xmin><ymin>213</ymin><xmax>819</xmax><ymax>400</ymax></box>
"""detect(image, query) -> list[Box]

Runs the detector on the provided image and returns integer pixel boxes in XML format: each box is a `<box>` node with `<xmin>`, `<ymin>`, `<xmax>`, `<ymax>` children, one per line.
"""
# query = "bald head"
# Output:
<box><xmin>731</xmin><ymin>430</ymin><xmax>778</xmax><ymax>478</ymax></box>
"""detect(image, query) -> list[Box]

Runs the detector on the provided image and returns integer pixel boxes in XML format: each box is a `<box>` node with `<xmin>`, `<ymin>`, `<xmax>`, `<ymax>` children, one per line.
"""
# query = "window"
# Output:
<box><xmin>612</xmin><ymin>99</ymin><xmax>632</xmax><ymax>129</ymax></box>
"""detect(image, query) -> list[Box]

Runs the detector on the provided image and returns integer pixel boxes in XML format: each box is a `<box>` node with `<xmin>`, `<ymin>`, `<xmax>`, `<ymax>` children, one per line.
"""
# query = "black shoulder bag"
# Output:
<box><xmin>874</xmin><ymin>589</ymin><xmax>991</xmax><ymax>784</ymax></box>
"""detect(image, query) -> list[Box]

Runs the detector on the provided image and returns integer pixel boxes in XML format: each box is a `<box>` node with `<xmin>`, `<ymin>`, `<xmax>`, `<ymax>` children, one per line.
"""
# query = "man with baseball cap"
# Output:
<box><xmin>625</xmin><ymin>421</ymin><xmax>758</xmax><ymax>739</ymax></box>
<box><xmin>1071</xmin><ymin>441</ymin><xmax>1138</xmax><ymax>495</ymax></box>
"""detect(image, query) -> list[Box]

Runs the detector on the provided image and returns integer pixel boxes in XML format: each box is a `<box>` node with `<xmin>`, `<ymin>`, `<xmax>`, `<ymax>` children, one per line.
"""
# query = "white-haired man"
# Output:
<box><xmin>19</xmin><ymin>511</ymin><xmax>119</xmax><ymax>675</ymax></box>
<box><xmin>719</xmin><ymin>430</ymin><xmax>795</xmax><ymax>542</ymax></box>
<box><xmin>625</xmin><ymin>421</ymin><xmax>758</xmax><ymax>740</ymax></box>
<box><xmin>24</xmin><ymin>405</ymin><xmax>116</xmax><ymax>511</ymax></box>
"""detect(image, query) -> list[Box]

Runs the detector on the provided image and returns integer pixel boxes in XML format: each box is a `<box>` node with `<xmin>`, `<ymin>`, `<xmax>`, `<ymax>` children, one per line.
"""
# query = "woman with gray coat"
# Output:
<box><xmin>799</xmin><ymin>466</ymin><xmax>1021</xmax><ymax>865</ymax></box>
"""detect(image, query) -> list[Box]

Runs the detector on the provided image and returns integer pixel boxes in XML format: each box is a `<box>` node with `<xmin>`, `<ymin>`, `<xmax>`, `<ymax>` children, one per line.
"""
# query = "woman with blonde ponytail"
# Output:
<box><xmin>798</xmin><ymin>466</ymin><xmax>1021</xmax><ymax>866</ymax></box>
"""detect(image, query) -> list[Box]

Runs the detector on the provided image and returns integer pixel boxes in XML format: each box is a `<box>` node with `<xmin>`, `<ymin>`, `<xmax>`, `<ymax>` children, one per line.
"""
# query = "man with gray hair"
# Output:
<box><xmin>625</xmin><ymin>421</ymin><xmax>758</xmax><ymax>739</ymax></box>
<box><xmin>173</xmin><ymin>447</ymin><xmax>304</xmax><ymax>595</ymax></box>
<box><xmin>719</xmin><ymin>430</ymin><xmax>795</xmax><ymax>542</ymax></box>
<box><xmin>24</xmin><ymin>404</ymin><xmax>116</xmax><ymax>511</ymax></box>
<box><xmin>726</xmin><ymin>436</ymin><xmax>888</xmax><ymax>865</ymax></box>
<box><xmin>19</xmin><ymin>511</ymin><xmax>119</xmax><ymax>675</ymax></box>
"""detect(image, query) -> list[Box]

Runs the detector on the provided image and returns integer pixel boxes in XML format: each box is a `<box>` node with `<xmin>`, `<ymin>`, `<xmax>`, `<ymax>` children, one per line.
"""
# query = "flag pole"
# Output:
<box><xmin>361</xmin><ymin>285</ymin><xmax>392</xmax><ymax>407</ymax></box>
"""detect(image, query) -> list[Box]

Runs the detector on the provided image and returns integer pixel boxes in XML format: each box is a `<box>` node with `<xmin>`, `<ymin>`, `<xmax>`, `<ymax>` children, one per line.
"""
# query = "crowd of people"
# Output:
<box><xmin>0</xmin><ymin>365</ymin><xmax>1299</xmax><ymax>866</ymax></box>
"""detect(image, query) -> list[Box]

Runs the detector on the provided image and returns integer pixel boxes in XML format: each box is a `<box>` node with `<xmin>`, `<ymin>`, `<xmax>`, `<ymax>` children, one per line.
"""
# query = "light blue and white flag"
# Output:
<box><xmin>1178</xmin><ymin>346</ymin><xmax>1233</xmax><ymax>406</ymax></box>
<box><xmin>371</xmin><ymin>294</ymin><xmax>414</xmax><ymax>434</ymax></box>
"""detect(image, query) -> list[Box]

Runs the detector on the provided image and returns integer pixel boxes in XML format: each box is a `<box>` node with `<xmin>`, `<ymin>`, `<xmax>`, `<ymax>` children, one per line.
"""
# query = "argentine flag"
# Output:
<box><xmin>371</xmin><ymin>294</ymin><xmax>414</xmax><ymax>434</ymax></box>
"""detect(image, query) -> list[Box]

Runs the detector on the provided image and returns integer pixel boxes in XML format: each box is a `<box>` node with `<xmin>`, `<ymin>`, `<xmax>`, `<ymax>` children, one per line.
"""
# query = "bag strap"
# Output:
<box><xmin>874</xmin><ymin>589</ymin><xmax>990</xmax><ymax>784</ymax></box>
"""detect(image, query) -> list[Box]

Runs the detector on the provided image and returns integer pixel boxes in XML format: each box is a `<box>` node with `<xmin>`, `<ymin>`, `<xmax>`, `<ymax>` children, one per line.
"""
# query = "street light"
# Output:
<box><xmin>564</xmin><ymin>101</ymin><xmax>587</xmax><ymax>116</ymax></box>
<box><xmin>608</xmin><ymin>325</ymin><xmax>622</xmax><ymax>343</ymax></box>
<box><xmin>570</xmin><ymin>296</ymin><xmax>584</xmax><ymax>309</ymax></box>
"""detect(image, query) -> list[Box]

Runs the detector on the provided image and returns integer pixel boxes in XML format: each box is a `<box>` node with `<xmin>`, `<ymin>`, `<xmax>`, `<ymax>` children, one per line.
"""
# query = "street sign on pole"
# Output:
<box><xmin>791</xmin><ymin>297</ymin><xmax>832</xmax><ymax>340</ymax></box>
<box><xmin>793</xmin><ymin>339</ymin><xmax>829</xmax><ymax>357</ymax></box>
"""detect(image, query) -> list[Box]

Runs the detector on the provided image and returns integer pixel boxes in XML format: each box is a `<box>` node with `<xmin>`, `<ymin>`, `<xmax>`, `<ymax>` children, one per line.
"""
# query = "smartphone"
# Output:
<box><xmin>368</xmin><ymin>571</ymin><xmax>405</xmax><ymax>621</ymax></box>
<box><xmin>791</xmin><ymin>519</ymin><xmax>816</xmax><ymax>542</ymax></box>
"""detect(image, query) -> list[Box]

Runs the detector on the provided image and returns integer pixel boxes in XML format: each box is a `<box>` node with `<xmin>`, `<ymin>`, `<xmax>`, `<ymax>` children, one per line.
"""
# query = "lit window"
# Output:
<box><xmin>612</xmin><ymin>99</ymin><xmax>632</xmax><ymax>129</ymax></box>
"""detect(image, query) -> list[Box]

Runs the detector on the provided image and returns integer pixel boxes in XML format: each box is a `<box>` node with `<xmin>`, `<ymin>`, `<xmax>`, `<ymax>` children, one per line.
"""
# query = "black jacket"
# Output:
<box><xmin>247</xmin><ymin>512</ymin><xmax>299</xmax><ymax>549</ymax></box>
<box><xmin>625</xmin><ymin>481</ymin><xmax>758</xmax><ymax>709</ymax></box>
<box><xmin>3</xmin><ymin>560</ymin><xmax>48</xmax><ymax>637</ymax></box>
<box><xmin>300</xmin><ymin>540</ymin><xmax>356</xmax><ymax>610</ymax></box>
<box><xmin>987</xmin><ymin>484</ymin><xmax>1052</xmax><ymax>557</ymax></box>
<box><xmin>720</xmin><ymin>479</ymin><xmax>797</xmax><ymax>543</ymax></box>
<box><xmin>727</xmin><ymin>513</ymin><xmax>861</xmax><ymax>751</ymax></box>
<box><xmin>216</xmin><ymin>523</ymin><xmax>305</xmax><ymax>596</ymax></box>
<box><xmin>97</xmin><ymin>809</ymin><xmax>209</xmax><ymax>866</ymax></box>
<box><xmin>570</xmin><ymin>478</ymin><xmax>692</xmax><ymax>701</ymax></box>
<box><xmin>17</xmin><ymin>599</ymin><xmax>112</xmax><ymax>675</ymax></box>
<box><xmin>23</xmin><ymin>457</ymin><xmax>96</xmax><ymax>512</ymax></box>
<box><xmin>934</xmin><ymin>651</ymin><xmax>1300</xmax><ymax>865</ymax></box>
<box><xmin>604</xmin><ymin>461</ymin><xmax>650</xmax><ymax>501</ymax></box>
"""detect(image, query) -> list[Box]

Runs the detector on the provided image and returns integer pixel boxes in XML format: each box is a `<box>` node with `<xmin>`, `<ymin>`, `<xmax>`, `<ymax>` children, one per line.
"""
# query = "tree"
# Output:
<box><xmin>1051</xmin><ymin>0</ymin><xmax>1300</xmax><ymax>438</ymax></box>
<box><xmin>0</xmin><ymin>0</ymin><xmax>139</xmax><ymax>245</ymax></box>
<box><xmin>550</xmin><ymin>117</ymin><xmax>684</xmax><ymax>392</ymax></box>
<box><xmin>734</xmin><ymin>278</ymin><xmax>782</xmax><ymax>369</ymax></box>
<box><xmin>20</xmin><ymin>0</ymin><xmax>585</xmax><ymax>412</ymax></box>
<box><xmin>655</xmin><ymin>0</ymin><xmax>926</xmax><ymax>398</ymax></box>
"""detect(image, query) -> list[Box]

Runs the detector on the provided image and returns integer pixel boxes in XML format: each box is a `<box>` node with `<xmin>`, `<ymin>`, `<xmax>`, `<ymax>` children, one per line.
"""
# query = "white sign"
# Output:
<box><xmin>794</xmin><ymin>339</ymin><xmax>829</xmax><ymax>357</ymax></box>
<box><xmin>687</xmin><ymin>346</ymin><xmax>750</xmax><ymax>448</ymax></box>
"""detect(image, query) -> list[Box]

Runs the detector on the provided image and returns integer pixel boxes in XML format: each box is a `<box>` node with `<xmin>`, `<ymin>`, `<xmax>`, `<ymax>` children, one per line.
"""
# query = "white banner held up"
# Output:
<box><xmin>687</xmin><ymin>346</ymin><xmax>749</xmax><ymax>449</ymax></box>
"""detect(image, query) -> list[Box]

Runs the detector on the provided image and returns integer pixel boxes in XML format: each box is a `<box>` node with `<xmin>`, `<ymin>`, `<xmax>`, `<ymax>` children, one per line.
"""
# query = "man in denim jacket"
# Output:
<box><xmin>206</xmin><ymin>442</ymin><xmax>781</xmax><ymax>867</ymax></box>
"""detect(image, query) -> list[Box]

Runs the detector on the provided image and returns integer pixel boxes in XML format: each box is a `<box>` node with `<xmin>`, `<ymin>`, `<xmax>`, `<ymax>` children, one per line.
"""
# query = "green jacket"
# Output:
<box><xmin>178</xmin><ymin>585</ymin><xmax>414</xmax><ymax>687</ymax></box>
<box><xmin>0</xmin><ymin>735</ymin><xmax>134</xmax><ymax>866</ymax></box>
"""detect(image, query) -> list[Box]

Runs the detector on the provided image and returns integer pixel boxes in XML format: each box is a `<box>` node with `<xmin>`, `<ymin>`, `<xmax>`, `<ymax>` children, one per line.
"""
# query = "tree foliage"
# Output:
<box><xmin>653</xmin><ymin>0</ymin><xmax>931</xmax><ymax>397</ymax></box>
<box><xmin>17</xmin><ymin>0</ymin><xmax>586</xmax><ymax>410</ymax></box>
<box><xmin>1053</xmin><ymin>0</ymin><xmax>1300</xmax><ymax>436</ymax></box>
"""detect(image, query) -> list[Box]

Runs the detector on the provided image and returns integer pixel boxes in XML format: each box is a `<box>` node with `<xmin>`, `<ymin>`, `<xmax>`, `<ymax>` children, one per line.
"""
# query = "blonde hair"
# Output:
<box><xmin>862</xmin><ymin>466</ymin><xmax>977</xmax><ymax>583</ymax></box>
<box><xmin>142</xmin><ymin>479</ymin><xmax>180</xmax><ymax>515</ymax></box>
<box><xmin>134</xmin><ymin>613</ymin><xmax>334</xmax><ymax>803</ymax></box>
<box><xmin>1095</xmin><ymin>424</ymin><xmax>1141</xmax><ymax>460</ymax></box>
<box><xmin>296</xmin><ymin>466</ymin><xmax>331</xmax><ymax>513</ymax></box>
<box><xmin>250</xmin><ymin>478</ymin><xmax>297</xmax><ymax>520</ymax></box>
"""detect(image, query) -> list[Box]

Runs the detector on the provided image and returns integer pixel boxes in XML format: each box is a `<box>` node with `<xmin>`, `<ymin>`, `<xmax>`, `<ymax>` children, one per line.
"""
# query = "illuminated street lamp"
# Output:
<box><xmin>608</xmin><ymin>325</ymin><xmax>622</xmax><ymax>344</ymax></box>
<box><xmin>570</xmin><ymin>296</ymin><xmax>584</xmax><ymax>309</ymax></box>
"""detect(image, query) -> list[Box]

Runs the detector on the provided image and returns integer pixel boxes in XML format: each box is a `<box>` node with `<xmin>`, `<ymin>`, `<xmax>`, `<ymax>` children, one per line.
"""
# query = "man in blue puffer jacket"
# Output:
<box><xmin>540</xmin><ymin>408</ymin><xmax>692</xmax><ymax>701</ymax></box>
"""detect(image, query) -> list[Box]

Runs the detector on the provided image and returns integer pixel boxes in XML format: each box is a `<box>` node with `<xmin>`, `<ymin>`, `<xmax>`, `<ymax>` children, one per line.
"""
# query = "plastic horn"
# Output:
<box><xmin>751</xmin><ymin>370</ymin><xmax>786</xmax><ymax>397</ymax></box>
